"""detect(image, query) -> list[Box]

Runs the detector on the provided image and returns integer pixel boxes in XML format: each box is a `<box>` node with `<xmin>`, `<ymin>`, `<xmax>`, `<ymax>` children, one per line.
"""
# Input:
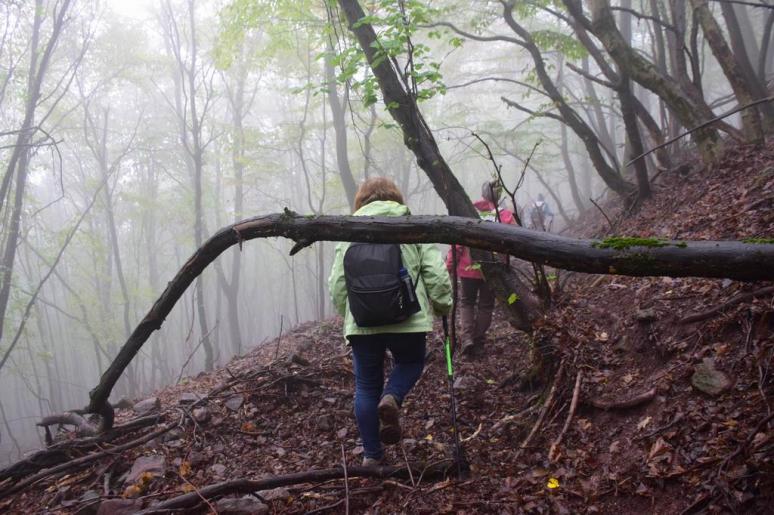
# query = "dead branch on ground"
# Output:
<box><xmin>549</xmin><ymin>370</ymin><xmax>582</xmax><ymax>461</ymax></box>
<box><xmin>587</xmin><ymin>387</ymin><xmax>657</xmax><ymax>410</ymax></box>
<box><xmin>136</xmin><ymin>461</ymin><xmax>454</xmax><ymax>514</ymax></box>
<box><xmin>0</xmin><ymin>417</ymin><xmax>179</xmax><ymax>500</ymax></box>
<box><xmin>515</xmin><ymin>360</ymin><xmax>565</xmax><ymax>460</ymax></box>
<box><xmin>680</xmin><ymin>285</ymin><xmax>774</xmax><ymax>324</ymax></box>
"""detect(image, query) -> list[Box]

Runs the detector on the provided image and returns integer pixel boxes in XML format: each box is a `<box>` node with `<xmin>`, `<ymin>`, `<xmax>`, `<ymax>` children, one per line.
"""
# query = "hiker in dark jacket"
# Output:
<box><xmin>446</xmin><ymin>179</ymin><xmax>516</xmax><ymax>356</ymax></box>
<box><xmin>329</xmin><ymin>177</ymin><xmax>453</xmax><ymax>467</ymax></box>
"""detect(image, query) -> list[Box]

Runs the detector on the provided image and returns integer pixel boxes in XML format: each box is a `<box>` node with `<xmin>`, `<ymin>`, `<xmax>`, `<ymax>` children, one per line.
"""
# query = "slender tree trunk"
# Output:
<box><xmin>758</xmin><ymin>11</ymin><xmax>774</xmax><ymax>82</ymax></box>
<box><xmin>719</xmin><ymin>1</ymin><xmax>774</xmax><ymax>131</ymax></box>
<box><xmin>579</xmin><ymin>0</ymin><xmax>723</xmax><ymax>162</ymax></box>
<box><xmin>691</xmin><ymin>0</ymin><xmax>763</xmax><ymax>143</ymax></box>
<box><xmin>501</xmin><ymin>4</ymin><xmax>634</xmax><ymax>197</ymax></box>
<box><xmin>325</xmin><ymin>40</ymin><xmax>358</xmax><ymax>210</ymax></box>
<box><xmin>559</xmin><ymin>122</ymin><xmax>586</xmax><ymax>215</ymax></box>
<box><xmin>618</xmin><ymin>1</ymin><xmax>650</xmax><ymax>200</ymax></box>
<box><xmin>580</xmin><ymin>57</ymin><xmax>617</xmax><ymax>166</ymax></box>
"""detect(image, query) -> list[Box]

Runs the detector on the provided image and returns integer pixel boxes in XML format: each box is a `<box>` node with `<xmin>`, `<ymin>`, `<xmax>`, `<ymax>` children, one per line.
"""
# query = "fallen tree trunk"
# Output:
<box><xmin>85</xmin><ymin>212</ymin><xmax>774</xmax><ymax>427</ymax></box>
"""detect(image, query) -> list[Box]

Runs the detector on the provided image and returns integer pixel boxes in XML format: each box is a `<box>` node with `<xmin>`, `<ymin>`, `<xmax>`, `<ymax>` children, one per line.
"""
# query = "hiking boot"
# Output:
<box><xmin>362</xmin><ymin>456</ymin><xmax>386</xmax><ymax>467</ymax></box>
<box><xmin>377</xmin><ymin>394</ymin><xmax>401</xmax><ymax>445</ymax></box>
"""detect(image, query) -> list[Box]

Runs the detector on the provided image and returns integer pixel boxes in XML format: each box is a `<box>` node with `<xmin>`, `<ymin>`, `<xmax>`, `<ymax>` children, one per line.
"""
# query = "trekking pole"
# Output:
<box><xmin>442</xmin><ymin>315</ymin><xmax>466</xmax><ymax>479</ymax></box>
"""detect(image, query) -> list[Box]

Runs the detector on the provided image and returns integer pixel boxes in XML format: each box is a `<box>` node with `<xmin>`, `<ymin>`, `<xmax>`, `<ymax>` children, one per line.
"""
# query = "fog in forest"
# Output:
<box><xmin>0</xmin><ymin>0</ymin><xmax>768</xmax><ymax>464</ymax></box>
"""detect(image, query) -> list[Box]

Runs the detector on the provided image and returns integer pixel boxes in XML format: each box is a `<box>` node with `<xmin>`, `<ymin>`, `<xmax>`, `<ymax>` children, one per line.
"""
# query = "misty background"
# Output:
<box><xmin>0</xmin><ymin>0</ymin><xmax>764</xmax><ymax>464</ymax></box>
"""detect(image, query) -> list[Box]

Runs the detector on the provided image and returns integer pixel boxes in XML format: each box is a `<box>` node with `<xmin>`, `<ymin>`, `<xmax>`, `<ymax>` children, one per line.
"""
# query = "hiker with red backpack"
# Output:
<box><xmin>328</xmin><ymin>177</ymin><xmax>453</xmax><ymax>467</ymax></box>
<box><xmin>446</xmin><ymin>179</ymin><xmax>516</xmax><ymax>356</ymax></box>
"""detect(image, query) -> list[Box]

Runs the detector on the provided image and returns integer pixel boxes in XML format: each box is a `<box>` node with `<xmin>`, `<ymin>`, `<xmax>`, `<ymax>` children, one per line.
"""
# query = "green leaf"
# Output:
<box><xmin>507</xmin><ymin>293</ymin><xmax>519</xmax><ymax>305</ymax></box>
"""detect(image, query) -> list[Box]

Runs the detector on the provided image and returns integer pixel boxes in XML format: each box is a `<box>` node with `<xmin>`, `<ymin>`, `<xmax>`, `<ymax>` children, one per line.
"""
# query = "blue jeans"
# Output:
<box><xmin>349</xmin><ymin>333</ymin><xmax>426</xmax><ymax>460</ymax></box>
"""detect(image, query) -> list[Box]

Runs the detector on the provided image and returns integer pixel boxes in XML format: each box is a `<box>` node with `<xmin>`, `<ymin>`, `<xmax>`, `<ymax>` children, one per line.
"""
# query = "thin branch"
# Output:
<box><xmin>447</xmin><ymin>77</ymin><xmax>548</xmax><ymax>97</ymax></box>
<box><xmin>627</xmin><ymin>95</ymin><xmax>774</xmax><ymax>167</ymax></box>
<box><xmin>500</xmin><ymin>96</ymin><xmax>565</xmax><ymax>123</ymax></box>
<box><xmin>420</xmin><ymin>21</ymin><xmax>522</xmax><ymax>45</ymax></box>
<box><xmin>549</xmin><ymin>370</ymin><xmax>582</xmax><ymax>461</ymax></box>
<box><xmin>589</xmin><ymin>198</ymin><xmax>614</xmax><ymax>232</ymax></box>
<box><xmin>680</xmin><ymin>286</ymin><xmax>774</xmax><ymax>324</ymax></box>
<box><xmin>515</xmin><ymin>360</ymin><xmax>564</xmax><ymax>460</ymax></box>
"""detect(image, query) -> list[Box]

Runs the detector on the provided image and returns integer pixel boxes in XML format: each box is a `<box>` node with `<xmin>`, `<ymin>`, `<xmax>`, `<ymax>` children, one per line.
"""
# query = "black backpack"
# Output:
<box><xmin>343</xmin><ymin>243</ymin><xmax>421</xmax><ymax>327</ymax></box>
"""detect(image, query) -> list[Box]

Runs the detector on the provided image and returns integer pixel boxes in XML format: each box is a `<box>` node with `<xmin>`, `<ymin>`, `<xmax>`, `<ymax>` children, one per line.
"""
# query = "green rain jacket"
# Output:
<box><xmin>328</xmin><ymin>200</ymin><xmax>453</xmax><ymax>339</ymax></box>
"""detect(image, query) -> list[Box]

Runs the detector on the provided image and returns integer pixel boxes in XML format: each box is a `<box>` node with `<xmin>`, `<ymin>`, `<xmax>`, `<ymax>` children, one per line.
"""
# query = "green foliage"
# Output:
<box><xmin>507</xmin><ymin>292</ymin><xmax>519</xmax><ymax>304</ymax></box>
<box><xmin>337</xmin><ymin>0</ymin><xmax>447</xmax><ymax>107</ymax></box>
<box><xmin>742</xmin><ymin>237</ymin><xmax>774</xmax><ymax>244</ymax></box>
<box><xmin>531</xmin><ymin>30</ymin><xmax>587</xmax><ymax>60</ymax></box>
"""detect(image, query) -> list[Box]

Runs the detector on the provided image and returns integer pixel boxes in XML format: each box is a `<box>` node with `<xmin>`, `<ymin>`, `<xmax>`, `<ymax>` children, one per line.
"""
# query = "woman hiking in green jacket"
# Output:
<box><xmin>329</xmin><ymin>177</ymin><xmax>453</xmax><ymax>466</ymax></box>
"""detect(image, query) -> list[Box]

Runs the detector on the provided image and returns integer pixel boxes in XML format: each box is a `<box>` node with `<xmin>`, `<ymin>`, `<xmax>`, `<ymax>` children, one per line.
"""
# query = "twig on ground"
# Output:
<box><xmin>588</xmin><ymin>387</ymin><xmax>657</xmax><ymax>410</ymax></box>
<box><xmin>400</xmin><ymin>443</ymin><xmax>416</xmax><ymax>487</ymax></box>
<box><xmin>549</xmin><ymin>370</ymin><xmax>582</xmax><ymax>461</ymax></box>
<box><xmin>340</xmin><ymin>443</ymin><xmax>350</xmax><ymax>515</ymax></box>
<box><xmin>679</xmin><ymin>286</ymin><xmax>774</xmax><ymax>324</ymax></box>
<box><xmin>635</xmin><ymin>413</ymin><xmax>684</xmax><ymax>442</ymax></box>
<box><xmin>515</xmin><ymin>360</ymin><xmax>565</xmax><ymax>460</ymax></box>
<box><xmin>274</xmin><ymin>315</ymin><xmax>285</xmax><ymax>362</ymax></box>
<box><xmin>175</xmin><ymin>471</ymin><xmax>217</xmax><ymax>514</ymax></box>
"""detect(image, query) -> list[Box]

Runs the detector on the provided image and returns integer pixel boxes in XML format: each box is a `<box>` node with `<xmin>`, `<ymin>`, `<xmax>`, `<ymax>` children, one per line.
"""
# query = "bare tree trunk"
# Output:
<box><xmin>0</xmin><ymin>0</ymin><xmax>68</xmax><ymax>346</ymax></box>
<box><xmin>691</xmin><ymin>0</ymin><xmax>763</xmax><ymax>143</ymax></box>
<box><xmin>162</xmin><ymin>0</ymin><xmax>216</xmax><ymax>370</ymax></box>
<box><xmin>325</xmin><ymin>39</ymin><xmax>358</xmax><ymax>210</ymax></box>
<box><xmin>618</xmin><ymin>1</ymin><xmax>651</xmax><ymax>200</ymax></box>
<box><xmin>719</xmin><ymin>1</ymin><xmax>774</xmax><ymax>131</ymax></box>
<box><xmin>758</xmin><ymin>11</ymin><xmax>774</xmax><ymax>82</ymax></box>
<box><xmin>575</xmin><ymin>0</ymin><xmax>723</xmax><ymax>162</ymax></box>
<box><xmin>500</xmin><ymin>4</ymin><xmax>635</xmax><ymax>197</ymax></box>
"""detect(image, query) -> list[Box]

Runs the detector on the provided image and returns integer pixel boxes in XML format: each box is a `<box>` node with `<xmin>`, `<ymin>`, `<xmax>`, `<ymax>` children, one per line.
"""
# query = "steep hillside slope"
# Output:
<box><xmin>1</xmin><ymin>142</ymin><xmax>772</xmax><ymax>514</ymax></box>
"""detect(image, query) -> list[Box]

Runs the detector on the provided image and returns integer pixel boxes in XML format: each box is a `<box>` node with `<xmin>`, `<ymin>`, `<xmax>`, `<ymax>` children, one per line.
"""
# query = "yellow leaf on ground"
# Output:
<box><xmin>547</xmin><ymin>477</ymin><xmax>560</xmax><ymax>489</ymax></box>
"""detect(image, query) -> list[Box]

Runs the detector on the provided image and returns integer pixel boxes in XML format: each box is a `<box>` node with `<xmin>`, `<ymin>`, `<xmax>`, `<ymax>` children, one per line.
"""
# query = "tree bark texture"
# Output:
<box><xmin>580</xmin><ymin>0</ymin><xmax>723</xmax><ymax>163</ymax></box>
<box><xmin>85</xmin><ymin>211</ymin><xmax>774</xmax><ymax>426</ymax></box>
<box><xmin>691</xmin><ymin>0</ymin><xmax>763</xmax><ymax>143</ymax></box>
<box><xmin>325</xmin><ymin>41</ymin><xmax>358</xmax><ymax>211</ymax></box>
<box><xmin>501</xmin><ymin>3</ymin><xmax>636</xmax><ymax>197</ymax></box>
<box><xmin>719</xmin><ymin>1</ymin><xmax>774</xmax><ymax>131</ymax></box>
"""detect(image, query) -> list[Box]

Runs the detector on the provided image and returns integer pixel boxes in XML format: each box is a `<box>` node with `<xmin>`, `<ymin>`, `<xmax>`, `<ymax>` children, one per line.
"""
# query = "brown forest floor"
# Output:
<box><xmin>1</xmin><ymin>141</ymin><xmax>773</xmax><ymax>514</ymax></box>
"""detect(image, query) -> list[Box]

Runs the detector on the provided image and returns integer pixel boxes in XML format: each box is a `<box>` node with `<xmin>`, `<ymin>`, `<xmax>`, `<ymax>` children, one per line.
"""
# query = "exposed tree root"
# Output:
<box><xmin>549</xmin><ymin>370</ymin><xmax>583</xmax><ymax>462</ymax></box>
<box><xmin>0</xmin><ymin>418</ymin><xmax>179</xmax><ymax>500</ymax></box>
<box><xmin>37</xmin><ymin>412</ymin><xmax>98</xmax><ymax>440</ymax></box>
<box><xmin>515</xmin><ymin>360</ymin><xmax>565</xmax><ymax>460</ymax></box>
<box><xmin>0</xmin><ymin>414</ymin><xmax>159</xmax><ymax>484</ymax></box>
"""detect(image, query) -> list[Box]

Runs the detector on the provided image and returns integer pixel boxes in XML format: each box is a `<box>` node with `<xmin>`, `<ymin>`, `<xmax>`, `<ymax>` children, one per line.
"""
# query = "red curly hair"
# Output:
<box><xmin>353</xmin><ymin>177</ymin><xmax>405</xmax><ymax>211</ymax></box>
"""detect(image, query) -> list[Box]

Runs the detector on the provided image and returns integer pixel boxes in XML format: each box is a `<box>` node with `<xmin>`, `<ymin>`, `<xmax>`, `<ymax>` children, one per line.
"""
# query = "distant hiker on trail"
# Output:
<box><xmin>529</xmin><ymin>193</ymin><xmax>554</xmax><ymax>231</ymax></box>
<box><xmin>446</xmin><ymin>179</ymin><xmax>516</xmax><ymax>357</ymax></box>
<box><xmin>328</xmin><ymin>177</ymin><xmax>453</xmax><ymax>467</ymax></box>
